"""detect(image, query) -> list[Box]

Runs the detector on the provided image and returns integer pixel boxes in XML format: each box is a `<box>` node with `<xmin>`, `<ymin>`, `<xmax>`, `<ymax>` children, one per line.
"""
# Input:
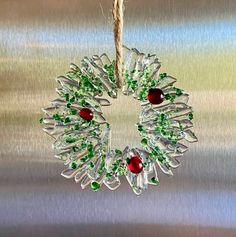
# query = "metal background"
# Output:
<box><xmin>0</xmin><ymin>0</ymin><xmax>236</xmax><ymax>236</ymax></box>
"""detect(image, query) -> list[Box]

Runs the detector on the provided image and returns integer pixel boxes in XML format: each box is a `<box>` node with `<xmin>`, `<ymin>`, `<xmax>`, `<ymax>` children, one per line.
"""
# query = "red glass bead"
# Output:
<box><xmin>127</xmin><ymin>156</ymin><xmax>143</xmax><ymax>174</ymax></box>
<box><xmin>79</xmin><ymin>108</ymin><xmax>93</xmax><ymax>121</ymax></box>
<box><xmin>147</xmin><ymin>88</ymin><xmax>164</xmax><ymax>104</ymax></box>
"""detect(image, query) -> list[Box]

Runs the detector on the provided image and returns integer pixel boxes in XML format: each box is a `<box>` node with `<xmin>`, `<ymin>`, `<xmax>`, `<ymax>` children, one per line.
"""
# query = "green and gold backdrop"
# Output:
<box><xmin>0</xmin><ymin>0</ymin><xmax>235</xmax><ymax>236</ymax></box>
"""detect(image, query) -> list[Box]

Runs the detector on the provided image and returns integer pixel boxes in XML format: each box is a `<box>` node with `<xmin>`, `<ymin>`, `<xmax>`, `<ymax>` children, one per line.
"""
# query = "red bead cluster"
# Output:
<box><xmin>127</xmin><ymin>156</ymin><xmax>143</xmax><ymax>174</ymax></box>
<box><xmin>79</xmin><ymin>108</ymin><xmax>93</xmax><ymax>121</ymax></box>
<box><xmin>147</xmin><ymin>88</ymin><xmax>164</xmax><ymax>104</ymax></box>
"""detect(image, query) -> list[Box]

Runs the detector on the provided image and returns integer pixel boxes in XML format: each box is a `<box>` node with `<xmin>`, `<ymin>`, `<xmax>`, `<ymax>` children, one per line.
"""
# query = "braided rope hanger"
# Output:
<box><xmin>112</xmin><ymin>0</ymin><xmax>124</xmax><ymax>88</ymax></box>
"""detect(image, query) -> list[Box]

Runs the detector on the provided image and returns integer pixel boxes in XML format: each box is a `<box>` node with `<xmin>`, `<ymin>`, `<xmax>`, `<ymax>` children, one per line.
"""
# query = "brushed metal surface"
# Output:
<box><xmin>0</xmin><ymin>0</ymin><xmax>236</xmax><ymax>236</ymax></box>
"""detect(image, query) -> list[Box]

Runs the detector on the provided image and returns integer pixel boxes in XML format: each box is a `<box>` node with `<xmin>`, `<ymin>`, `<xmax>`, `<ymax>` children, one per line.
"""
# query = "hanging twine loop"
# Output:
<box><xmin>112</xmin><ymin>0</ymin><xmax>124</xmax><ymax>88</ymax></box>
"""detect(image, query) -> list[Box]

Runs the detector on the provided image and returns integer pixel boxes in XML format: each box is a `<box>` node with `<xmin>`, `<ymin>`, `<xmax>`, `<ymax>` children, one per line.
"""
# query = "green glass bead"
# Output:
<box><xmin>160</xmin><ymin>113</ymin><xmax>165</xmax><ymax>121</ymax></box>
<box><xmin>64</xmin><ymin>117</ymin><xmax>71</xmax><ymax>123</ymax></box>
<box><xmin>151</xmin><ymin>177</ymin><xmax>159</xmax><ymax>185</ymax></box>
<box><xmin>176</xmin><ymin>88</ymin><xmax>183</xmax><ymax>96</ymax></box>
<box><xmin>118</xmin><ymin>167</ymin><xmax>127</xmax><ymax>176</ymax></box>
<box><xmin>149</xmin><ymin>153</ymin><xmax>156</xmax><ymax>159</ymax></box>
<box><xmin>69</xmin><ymin>97</ymin><xmax>75</xmax><ymax>103</ymax></box>
<box><xmin>170</xmin><ymin>95</ymin><xmax>176</xmax><ymax>103</ymax></box>
<box><xmin>155</xmin><ymin>127</ymin><xmax>161</xmax><ymax>133</ymax></box>
<box><xmin>150</xmin><ymin>80</ymin><xmax>156</xmax><ymax>87</ymax></box>
<box><xmin>189</xmin><ymin>112</ymin><xmax>193</xmax><ymax>120</ymax></box>
<box><xmin>72</xmin><ymin>146</ymin><xmax>80</xmax><ymax>152</ymax></box>
<box><xmin>131</xmin><ymin>81</ymin><xmax>138</xmax><ymax>90</ymax></box>
<box><xmin>70</xmin><ymin>109</ymin><xmax>77</xmax><ymax>115</ymax></box>
<box><xmin>137</xmin><ymin>124</ymin><xmax>144</xmax><ymax>132</ymax></box>
<box><xmin>106</xmin><ymin>172</ymin><xmax>112</xmax><ymax>179</ymax></box>
<box><xmin>139</xmin><ymin>89</ymin><xmax>147</xmax><ymax>100</ymax></box>
<box><xmin>90</xmin><ymin>120</ymin><xmax>96</xmax><ymax>125</ymax></box>
<box><xmin>164</xmin><ymin>94</ymin><xmax>171</xmax><ymax>100</ymax></box>
<box><xmin>115</xmin><ymin>149</ymin><xmax>122</xmax><ymax>155</ymax></box>
<box><xmin>70</xmin><ymin>162</ymin><xmax>77</xmax><ymax>169</ymax></box>
<box><xmin>159</xmin><ymin>73</ymin><xmax>167</xmax><ymax>79</ymax></box>
<box><xmin>98</xmin><ymin>168</ymin><xmax>105</xmax><ymax>175</ymax></box>
<box><xmin>112</xmin><ymin>164</ymin><xmax>118</xmax><ymax>172</ymax></box>
<box><xmin>87</xmin><ymin>144</ymin><xmax>93</xmax><ymax>150</ymax></box>
<box><xmin>172</xmin><ymin>140</ymin><xmax>177</xmax><ymax>145</ymax></box>
<box><xmin>79</xmin><ymin>99</ymin><xmax>86</xmax><ymax>107</ymax></box>
<box><xmin>141</xmin><ymin>138</ymin><xmax>148</xmax><ymax>146</ymax></box>
<box><xmin>161</xmin><ymin>130</ymin><xmax>167</xmax><ymax>136</ymax></box>
<box><xmin>158</xmin><ymin>156</ymin><xmax>164</xmax><ymax>162</ymax></box>
<box><xmin>88</xmin><ymin>150</ymin><xmax>94</xmax><ymax>158</ymax></box>
<box><xmin>154</xmin><ymin>146</ymin><xmax>160</xmax><ymax>152</ymax></box>
<box><xmin>91</xmin><ymin>181</ymin><xmax>100</xmax><ymax>191</ymax></box>
<box><xmin>142</xmin><ymin>162</ymin><xmax>148</xmax><ymax>167</ymax></box>
<box><xmin>80</xmin><ymin>156</ymin><xmax>89</xmax><ymax>163</ymax></box>
<box><xmin>107</xmin><ymin>91</ymin><xmax>113</xmax><ymax>97</ymax></box>
<box><xmin>74</xmin><ymin>124</ymin><xmax>80</xmax><ymax>130</ymax></box>
<box><xmin>65</xmin><ymin>136</ymin><xmax>77</xmax><ymax>143</ymax></box>
<box><xmin>53</xmin><ymin>114</ymin><xmax>61</xmax><ymax>121</ymax></box>
<box><xmin>64</xmin><ymin>93</ymin><xmax>70</xmax><ymax>101</ymax></box>
<box><xmin>81</xmin><ymin>75</ymin><xmax>89</xmax><ymax>82</ymax></box>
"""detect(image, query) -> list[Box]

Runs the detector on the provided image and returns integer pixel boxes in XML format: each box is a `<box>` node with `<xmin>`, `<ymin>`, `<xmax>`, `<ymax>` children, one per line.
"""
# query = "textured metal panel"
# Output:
<box><xmin>0</xmin><ymin>0</ymin><xmax>236</xmax><ymax>236</ymax></box>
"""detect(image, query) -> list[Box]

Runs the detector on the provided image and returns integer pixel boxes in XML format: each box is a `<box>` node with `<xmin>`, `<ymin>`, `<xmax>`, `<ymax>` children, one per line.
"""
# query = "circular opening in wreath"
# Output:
<box><xmin>102</xmin><ymin>92</ymin><xmax>141</xmax><ymax>150</ymax></box>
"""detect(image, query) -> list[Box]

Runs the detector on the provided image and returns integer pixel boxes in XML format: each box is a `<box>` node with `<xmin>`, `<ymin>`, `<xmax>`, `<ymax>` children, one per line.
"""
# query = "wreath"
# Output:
<box><xmin>40</xmin><ymin>46</ymin><xmax>197</xmax><ymax>195</ymax></box>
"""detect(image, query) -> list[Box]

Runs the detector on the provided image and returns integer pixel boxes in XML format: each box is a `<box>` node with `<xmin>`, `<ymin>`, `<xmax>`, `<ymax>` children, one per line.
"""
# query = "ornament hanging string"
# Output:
<box><xmin>112</xmin><ymin>0</ymin><xmax>124</xmax><ymax>88</ymax></box>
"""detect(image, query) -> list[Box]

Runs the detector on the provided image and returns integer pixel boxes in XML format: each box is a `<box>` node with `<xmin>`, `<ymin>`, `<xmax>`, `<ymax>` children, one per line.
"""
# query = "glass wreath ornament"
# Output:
<box><xmin>40</xmin><ymin>46</ymin><xmax>198</xmax><ymax>195</ymax></box>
